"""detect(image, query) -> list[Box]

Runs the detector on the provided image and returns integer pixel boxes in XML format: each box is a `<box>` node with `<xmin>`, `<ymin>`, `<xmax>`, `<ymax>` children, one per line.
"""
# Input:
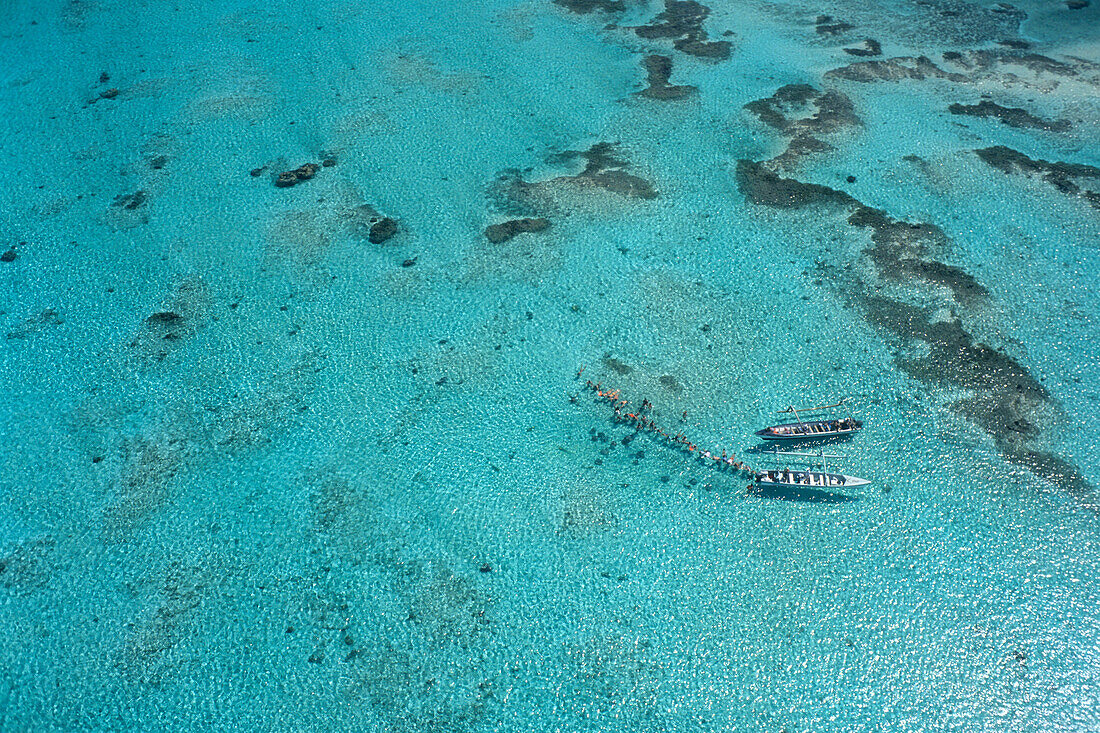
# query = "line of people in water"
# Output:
<box><xmin>581</xmin><ymin>376</ymin><xmax>757</xmax><ymax>478</ymax></box>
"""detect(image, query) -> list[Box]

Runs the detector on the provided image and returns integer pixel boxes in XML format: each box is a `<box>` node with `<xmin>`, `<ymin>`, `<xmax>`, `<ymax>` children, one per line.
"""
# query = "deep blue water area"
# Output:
<box><xmin>1</xmin><ymin>0</ymin><xmax>1099</xmax><ymax>730</ymax></box>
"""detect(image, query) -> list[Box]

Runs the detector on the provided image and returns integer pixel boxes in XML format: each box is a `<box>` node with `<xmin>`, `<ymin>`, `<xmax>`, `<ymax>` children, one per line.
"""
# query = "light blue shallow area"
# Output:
<box><xmin>1</xmin><ymin>0</ymin><xmax>1099</xmax><ymax>730</ymax></box>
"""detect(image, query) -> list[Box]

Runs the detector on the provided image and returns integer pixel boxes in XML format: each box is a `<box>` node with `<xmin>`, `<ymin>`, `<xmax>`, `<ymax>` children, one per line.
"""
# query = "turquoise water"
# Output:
<box><xmin>2</xmin><ymin>0</ymin><xmax>1099</xmax><ymax>729</ymax></box>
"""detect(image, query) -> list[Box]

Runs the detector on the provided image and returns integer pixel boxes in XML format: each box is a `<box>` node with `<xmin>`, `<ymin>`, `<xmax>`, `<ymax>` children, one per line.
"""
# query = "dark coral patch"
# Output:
<box><xmin>602</xmin><ymin>354</ymin><xmax>633</xmax><ymax>375</ymax></box>
<box><xmin>826</xmin><ymin>55</ymin><xmax>966</xmax><ymax>82</ymax></box>
<box><xmin>972</xmin><ymin>51</ymin><xmax>1079</xmax><ymax>76</ymax></box>
<box><xmin>658</xmin><ymin>374</ymin><xmax>684</xmax><ymax>393</ymax></box>
<box><xmin>112</xmin><ymin>190</ymin><xmax>147</xmax><ymax>210</ymax></box>
<box><xmin>6</xmin><ymin>309</ymin><xmax>63</xmax><ymax>340</ymax></box>
<box><xmin>127</xmin><ymin>277</ymin><xmax>210</xmax><ymax>364</ymax></box>
<box><xmin>847</xmin><ymin>208</ymin><xmax>988</xmax><ymax>303</ymax></box>
<box><xmin>830</xmin><ymin>49</ymin><xmax>1090</xmax><ymax>85</ymax></box>
<box><xmin>852</xmin><ymin>293</ymin><xmax>1094</xmax><ymax>506</ymax></box>
<box><xmin>554</xmin><ymin>0</ymin><xmax>625</xmax><ymax>12</ymax></box>
<box><xmin>744</xmin><ymin>85</ymin><xmax>859</xmax><ymax>168</ymax></box>
<box><xmin>949</xmin><ymin>101</ymin><xmax>1070</xmax><ymax>131</ymax></box>
<box><xmin>634</xmin><ymin>1</ymin><xmax>731</xmax><ymax>59</ymax></box>
<box><xmin>744</xmin><ymin>84</ymin><xmax>818</xmax><ymax>130</ymax></box>
<box><xmin>275</xmin><ymin>163</ymin><xmax>321</xmax><ymax>188</ymax></box>
<box><xmin>737</xmin><ymin>162</ymin><xmax>987</xmax><ymax>302</ymax></box>
<box><xmin>638</xmin><ymin>55</ymin><xmax>697</xmax><ymax>100</ymax></box>
<box><xmin>484</xmin><ymin>218</ymin><xmax>551</xmax><ymax>243</ymax></box>
<box><xmin>815</xmin><ymin>14</ymin><xmax>855</xmax><ymax>35</ymax></box>
<box><xmin>368</xmin><ymin>217</ymin><xmax>398</xmax><ymax>244</ymax></box>
<box><xmin>976</xmin><ymin>146</ymin><xmax>1100</xmax><ymax>208</ymax></box>
<box><xmin>494</xmin><ymin>143</ymin><xmax>658</xmax><ymax>207</ymax></box>
<box><xmin>745</xmin><ymin>85</ymin><xmax>859</xmax><ymax>134</ymax></box>
<box><xmin>573</xmin><ymin>143</ymin><xmax>658</xmax><ymax>199</ymax></box>
<box><xmin>843</xmin><ymin>39</ymin><xmax>881</xmax><ymax>57</ymax></box>
<box><xmin>735</xmin><ymin>160</ymin><xmax>857</xmax><ymax>208</ymax></box>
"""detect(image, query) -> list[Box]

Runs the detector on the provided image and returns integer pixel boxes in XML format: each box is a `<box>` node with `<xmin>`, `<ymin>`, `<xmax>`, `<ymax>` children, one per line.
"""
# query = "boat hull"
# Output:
<box><xmin>756</xmin><ymin>470</ymin><xmax>870</xmax><ymax>489</ymax></box>
<box><xmin>756</xmin><ymin>419</ymin><xmax>862</xmax><ymax>441</ymax></box>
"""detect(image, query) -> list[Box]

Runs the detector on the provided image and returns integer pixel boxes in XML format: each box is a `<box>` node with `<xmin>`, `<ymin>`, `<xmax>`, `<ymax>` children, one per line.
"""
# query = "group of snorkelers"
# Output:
<box><xmin>581</xmin><ymin>376</ymin><xmax>756</xmax><ymax>477</ymax></box>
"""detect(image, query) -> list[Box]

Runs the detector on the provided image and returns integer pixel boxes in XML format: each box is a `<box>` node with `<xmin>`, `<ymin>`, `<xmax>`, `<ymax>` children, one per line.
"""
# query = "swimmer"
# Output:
<box><xmin>576</xmin><ymin>366</ymin><xmax>586</xmax><ymax>378</ymax></box>
<box><xmin>681</xmin><ymin>410</ymin><xmax>687</xmax><ymax>421</ymax></box>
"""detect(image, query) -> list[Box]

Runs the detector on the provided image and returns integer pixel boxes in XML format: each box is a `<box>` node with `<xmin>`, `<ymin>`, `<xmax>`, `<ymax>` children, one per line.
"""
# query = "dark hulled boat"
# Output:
<box><xmin>756</xmin><ymin>417</ymin><xmax>862</xmax><ymax>441</ymax></box>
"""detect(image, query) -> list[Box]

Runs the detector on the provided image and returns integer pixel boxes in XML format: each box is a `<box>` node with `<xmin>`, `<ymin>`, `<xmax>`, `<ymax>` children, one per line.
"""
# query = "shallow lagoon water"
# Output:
<box><xmin>1</xmin><ymin>0</ymin><xmax>1099</xmax><ymax>730</ymax></box>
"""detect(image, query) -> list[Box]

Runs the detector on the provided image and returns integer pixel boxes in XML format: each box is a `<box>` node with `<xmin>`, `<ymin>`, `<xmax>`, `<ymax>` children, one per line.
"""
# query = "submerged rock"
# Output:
<box><xmin>127</xmin><ymin>277</ymin><xmax>211</xmax><ymax>363</ymax></box>
<box><xmin>848</xmin><ymin>208</ymin><xmax>989</xmax><ymax>303</ymax></box>
<box><xmin>484</xmin><ymin>217</ymin><xmax>551</xmax><ymax>243</ymax></box>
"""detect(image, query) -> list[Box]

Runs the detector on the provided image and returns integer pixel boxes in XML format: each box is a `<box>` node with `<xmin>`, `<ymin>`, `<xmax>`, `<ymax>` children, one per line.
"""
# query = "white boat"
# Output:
<box><xmin>754</xmin><ymin>449</ymin><xmax>870</xmax><ymax>489</ymax></box>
